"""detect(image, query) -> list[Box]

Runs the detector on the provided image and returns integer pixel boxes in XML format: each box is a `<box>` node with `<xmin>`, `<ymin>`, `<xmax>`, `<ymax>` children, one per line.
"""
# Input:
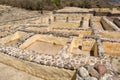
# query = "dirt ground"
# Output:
<box><xmin>0</xmin><ymin>63</ymin><xmax>43</xmax><ymax>80</ymax></box>
<box><xmin>26</xmin><ymin>41</ymin><xmax>63</xmax><ymax>56</ymax></box>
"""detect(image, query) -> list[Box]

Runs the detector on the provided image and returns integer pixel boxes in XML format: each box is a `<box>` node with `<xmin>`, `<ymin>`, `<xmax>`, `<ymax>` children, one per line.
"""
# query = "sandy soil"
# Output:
<box><xmin>26</xmin><ymin>41</ymin><xmax>63</xmax><ymax>56</ymax></box>
<box><xmin>0</xmin><ymin>63</ymin><xmax>43</xmax><ymax>80</ymax></box>
<box><xmin>93</xmin><ymin>22</ymin><xmax>104</xmax><ymax>31</ymax></box>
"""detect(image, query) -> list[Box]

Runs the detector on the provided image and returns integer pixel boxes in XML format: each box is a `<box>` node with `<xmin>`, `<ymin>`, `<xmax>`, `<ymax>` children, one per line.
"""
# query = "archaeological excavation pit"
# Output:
<box><xmin>67</xmin><ymin>37</ymin><xmax>96</xmax><ymax>56</ymax></box>
<box><xmin>0</xmin><ymin>5</ymin><xmax>120</xmax><ymax>80</ymax></box>
<box><xmin>26</xmin><ymin>41</ymin><xmax>63</xmax><ymax>56</ymax></box>
<box><xmin>20</xmin><ymin>34</ymin><xmax>68</xmax><ymax>56</ymax></box>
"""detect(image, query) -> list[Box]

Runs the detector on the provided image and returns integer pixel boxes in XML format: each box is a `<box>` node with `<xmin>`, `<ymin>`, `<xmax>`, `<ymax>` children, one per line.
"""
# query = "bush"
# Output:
<box><xmin>79</xmin><ymin>0</ymin><xmax>92</xmax><ymax>8</ymax></box>
<box><xmin>0</xmin><ymin>0</ymin><xmax>118</xmax><ymax>10</ymax></box>
<box><xmin>51</xmin><ymin>0</ymin><xmax>61</xmax><ymax>6</ymax></box>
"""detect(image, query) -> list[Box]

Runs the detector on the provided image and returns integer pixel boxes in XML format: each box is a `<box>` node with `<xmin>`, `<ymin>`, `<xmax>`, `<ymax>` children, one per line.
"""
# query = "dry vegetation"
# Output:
<box><xmin>0</xmin><ymin>0</ymin><xmax>119</xmax><ymax>10</ymax></box>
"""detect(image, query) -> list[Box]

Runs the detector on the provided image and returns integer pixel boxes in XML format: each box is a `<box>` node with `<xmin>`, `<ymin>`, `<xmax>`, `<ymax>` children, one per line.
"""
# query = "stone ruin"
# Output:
<box><xmin>0</xmin><ymin>6</ymin><xmax>120</xmax><ymax>80</ymax></box>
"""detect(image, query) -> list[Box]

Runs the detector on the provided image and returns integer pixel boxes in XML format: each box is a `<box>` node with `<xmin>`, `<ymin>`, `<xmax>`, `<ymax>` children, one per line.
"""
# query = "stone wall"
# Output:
<box><xmin>18</xmin><ymin>27</ymin><xmax>79</xmax><ymax>38</ymax></box>
<box><xmin>67</xmin><ymin>37</ymin><xmax>81</xmax><ymax>53</ymax></box>
<box><xmin>82</xmin><ymin>16</ymin><xmax>90</xmax><ymax>28</ymax></box>
<box><xmin>91</xmin><ymin>17</ymin><xmax>101</xmax><ymax>22</ymax></box>
<box><xmin>19</xmin><ymin>34</ymin><xmax>68</xmax><ymax>49</ymax></box>
<box><xmin>82</xmin><ymin>39</ymin><xmax>95</xmax><ymax>51</ymax></box>
<box><xmin>0</xmin><ymin>43</ymin><xmax>119</xmax><ymax>80</ymax></box>
<box><xmin>39</xmin><ymin>17</ymin><xmax>50</xmax><ymax>25</ymax></box>
<box><xmin>54</xmin><ymin>14</ymin><xmax>66</xmax><ymax>22</ymax></box>
<box><xmin>53</xmin><ymin>14</ymin><xmax>91</xmax><ymax>24</ymax></box>
<box><xmin>0</xmin><ymin>31</ymin><xmax>26</xmax><ymax>44</ymax></box>
<box><xmin>54</xmin><ymin>14</ymin><xmax>82</xmax><ymax>23</ymax></box>
<box><xmin>52</xmin><ymin>29</ymin><xmax>92</xmax><ymax>36</ymax></box>
<box><xmin>0</xmin><ymin>44</ymin><xmax>99</xmax><ymax>70</ymax></box>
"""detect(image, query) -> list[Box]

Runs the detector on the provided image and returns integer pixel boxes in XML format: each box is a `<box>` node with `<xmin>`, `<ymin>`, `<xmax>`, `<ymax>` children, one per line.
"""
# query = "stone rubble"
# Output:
<box><xmin>76</xmin><ymin>61</ymin><xmax>120</xmax><ymax>80</ymax></box>
<box><xmin>0</xmin><ymin>43</ymin><xmax>119</xmax><ymax>80</ymax></box>
<box><xmin>0</xmin><ymin>44</ymin><xmax>97</xmax><ymax>69</ymax></box>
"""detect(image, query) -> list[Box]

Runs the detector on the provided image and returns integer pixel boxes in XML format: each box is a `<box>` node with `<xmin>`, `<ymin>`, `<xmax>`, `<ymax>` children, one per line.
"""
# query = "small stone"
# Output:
<box><xmin>95</xmin><ymin>62</ymin><xmax>107</xmax><ymax>76</ymax></box>
<box><xmin>52</xmin><ymin>62</ymin><xmax>57</xmax><ymax>67</ymax></box>
<box><xmin>78</xmin><ymin>67</ymin><xmax>89</xmax><ymax>78</ymax></box>
<box><xmin>90</xmin><ymin>77</ymin><xmax>98</xmax><ymax>80</ymax></box>
<box><xmin>100</xmin><ymin>73</ymin><xmax>112</xmax><ymax>80</ymax></box>
<box><xmin>84</xmin><ymin>64</ymin><xmax>91</xmax><ymax>70</ymax></box>
<box><xmin>76</xmin><ymin>74</ymin><xmax>83</xmax><ymax>80</ymax></box>
<box><xmin>111</xmin><ymin>58</ymin><xmax>120</xmax><ymax>74</ymax></box>
<box><xmin>40</xmin><ymin>61</ymin><xmax>45</xmax><ymax>65</ymax></box>
<box><xmin>46</xmin><ymin>61</ymin><xmax>51</xmax><ymax>66</ymax></box>
<box><xmin>111</xmin><ymin>76</ymin><xmax>120</xmax><ymax>80</ymax></box>
<box><xmin>88</xmin><ymin>67</ymin><xmax>99</xmax><ymax>78</ymax></box>
<box><xmin>85</xmin><ymin>76</ymin><xmax>98</xmax><ymax>80</ymax></box>
<box><xmin>57</xmin><ymin>63</ymin><xmax>64</xmax><ymax>68</ymax></box>
<box><xmin>84</xmin><ymin>64</ymin><xmax>99</xmax><ymax>78</ymax></box>
<box><xmin>94</xmin><ymin>61</ymin><xmax>101</xmax><ymax>68</ymax></box>
<box><xmin>64</xmin><ymin>63</ymin><xmax>71</xmax><ymax>69</ymax></box>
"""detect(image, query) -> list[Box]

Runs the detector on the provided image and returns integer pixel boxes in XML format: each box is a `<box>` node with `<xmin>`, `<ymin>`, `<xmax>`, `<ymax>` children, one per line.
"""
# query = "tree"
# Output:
<box><xmin>79</xmin><ymin>0</ymin><xmax>92</xmax><ymax>8</ymax></box>
<box><xmin>96</xmin><ymin>4</ymin><xmax>101</xmax><ymax>8</ymax></box>
<box><xmin>51</xmin><ymin>0</ymin><xmax>61</xmax><ymax>7</ymax></box>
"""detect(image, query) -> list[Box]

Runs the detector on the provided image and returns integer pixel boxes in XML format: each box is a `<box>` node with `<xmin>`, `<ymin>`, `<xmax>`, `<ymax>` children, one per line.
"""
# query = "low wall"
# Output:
<box><xmin>0</xmin><ymin>44</ymin><xmax>99</xmax><ymax>71</ymax></box>
<box><xmin>18</xmin><ymin>29</ymin><xmax>79</xmax><ymax>38</ymax></box>
<box><xmin>82</xmin><ymin>20</ymin><xmax>89</xmax><ymax>28</ymax></box>
<box><xmin>67</xmin><ymin>37</ymin><xmax>81</xmax><ymax>53</ymax></box>
<box><xmin>0</xmin><ymin>31</ymin><xmax>26</xmax><ymax>44</ymax></box>
<box><xmin>91</xmin><ymin>17</ymin><xmax>101</xmax><ymax>22</ymax></box>
<box><xmin>82</xmin><ymin>39</ymin><xmax>95</xmax><ymax>51</ymax></box>
<box><xmin>19</xmin><ymin>34</ymin><xmax>68</xmax><ymax>49</ymax></box>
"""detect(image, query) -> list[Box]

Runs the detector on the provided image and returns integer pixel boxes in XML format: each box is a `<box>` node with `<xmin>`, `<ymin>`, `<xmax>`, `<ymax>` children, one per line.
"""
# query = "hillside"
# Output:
<box><xmin>111</xmin><ymin>0</ymin><xmax>120</xmax><ymax>2</ymax></box>
<box><xmin>0</xmin><ymin>0</ymin><xmax>120</xmax><ymax>10</ymax></box>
